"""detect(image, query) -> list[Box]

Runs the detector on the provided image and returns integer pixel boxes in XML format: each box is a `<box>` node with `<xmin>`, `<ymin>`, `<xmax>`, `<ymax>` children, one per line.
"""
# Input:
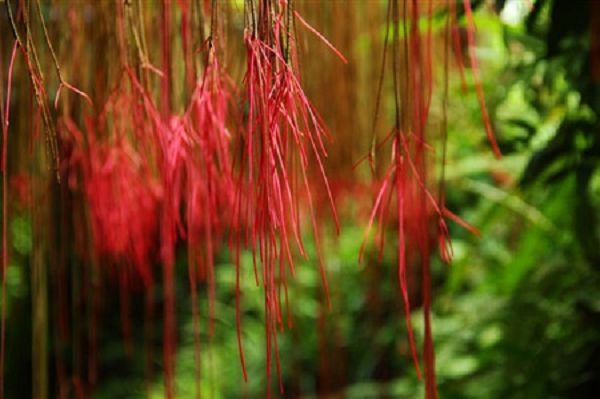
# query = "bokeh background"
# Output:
<box><xmin>2</xmin><ymin>0</ymin><xmax>600</xmax><ymax>398</ymax></box>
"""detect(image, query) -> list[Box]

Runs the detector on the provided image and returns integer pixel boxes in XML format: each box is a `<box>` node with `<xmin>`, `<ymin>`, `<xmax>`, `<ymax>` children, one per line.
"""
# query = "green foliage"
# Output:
<box><xmin>3</xmin><ymin>2</ymin><xmax>600</xmax><ymax>398</ymax></box>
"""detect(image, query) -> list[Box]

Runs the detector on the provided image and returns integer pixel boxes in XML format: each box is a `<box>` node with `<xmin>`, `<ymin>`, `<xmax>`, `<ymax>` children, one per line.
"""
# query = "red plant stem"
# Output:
<box><xmin>293</xmin><ymin>11</ymin><xmax>348</xmax><ymax>64</ymax></box>
<box><xmin>424</xmin><ymin>0</ymin><xmax>434</xmax><ymax>121</ymax></box>
<box><xmin>449</xmin><ymin>0</ymin><xmax>467</xmax><ymax>92</ymax></box>
<box><xmin>413</xmin><ymin>2</ymin><xmax>436</xmax><ymax>393</ymax></box>
<box><xmin>236</xmin><ymin>4</ymin><xmax>342</xmax><ymax>391</ymax></box>
<box><xmin>410</xmin><ymin>0</ymin><xmax>424</xmax><ymax>143</ymax></box>
<box><xmin>443</xmin><ymin>207</ymin><xmax>481</xmax><ymax>237</ymax></box>
<box><xmin>359</xmin><ymin>166</ymin><xmax>393</xmax><ymax>263</ymax></box>
<box><xmin>396</xmin><ymin>137</ymin><xmax>422</xmax><ymax>380</ymax></box>
<box><xmin>158</xmin><ymin>1</ymin><xmax>177</xmax><ymax>396</ymax></box>
<box><xmin>369</xmin><ymin>0</ymin><xmax>393</xmax><ymax>170</ymax></box>
<box><xmin>437</xmin><ymin>6</ymin><xmax>452</xmax><ymax>263</ymax></box>
<box><xmin>1</xmin><ymin>42</ymin><xmax>17</xmax><ymax>173</ymax></box>
<box><xmin>462</xmin><ymin>0</ymin><xmax>502</xmax><ymax>159</ymax></box>
<box><xmin>235</xmin><ymin>240</ymin><xmax>249</xmax><ymax>382</ymax></box>
<box><xmin>409</xmin><ymin>2</ymin><xmax>435</xmax><ymax>389</ymax></box>
<box><xmin>376</xmin><ymin>171</ymin><xmax>395</xmax><ymax>262</ymax></box>
<box><xmin>234</xmin><ymin>145</ymin><xmax>249</xmax><ymax>382</ymax></box>
<box><xmin>421</xmin><ymin>246</ymin><xmax>437</xmax><ymax>399</ymax></box>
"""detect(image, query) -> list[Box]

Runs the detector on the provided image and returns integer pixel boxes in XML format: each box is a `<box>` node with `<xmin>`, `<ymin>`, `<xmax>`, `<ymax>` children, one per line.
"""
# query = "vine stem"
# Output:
<box><xmin>34</xmin><ymin>0</ymin><xmax>93</xmax><ymax>108</ymax></box>
<box><xmin>5</xmin><ymin>0</ymin><xmax>60</xmax><ymax>179</ymax></box>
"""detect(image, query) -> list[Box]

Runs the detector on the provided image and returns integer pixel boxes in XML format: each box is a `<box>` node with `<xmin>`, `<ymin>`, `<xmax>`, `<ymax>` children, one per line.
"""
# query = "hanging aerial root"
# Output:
<box><xmin>233</xmin><ymin>0</ymin><xmax>344</xmax><ymax>394</ymax></box>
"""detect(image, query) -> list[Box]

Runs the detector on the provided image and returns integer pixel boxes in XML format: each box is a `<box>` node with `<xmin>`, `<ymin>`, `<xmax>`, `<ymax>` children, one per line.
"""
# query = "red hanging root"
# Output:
<box><xmin>0</xmin><ymin>2</ymin><xmax>502</xmax><ymax>398</ymax></box>
<box><xmin>232</xmin><ymin>0</ymin><xmax>344</xmax><ymax>394</ymax></box>
<box><xmin>462</xmin><ymin>0</ymin><xmax>502</xmax><ymax>159</ymax></box>
<box><xmin>360</xmin><ymin>1</ymin><xmax>500</xmax><ymax>397</ymax></box>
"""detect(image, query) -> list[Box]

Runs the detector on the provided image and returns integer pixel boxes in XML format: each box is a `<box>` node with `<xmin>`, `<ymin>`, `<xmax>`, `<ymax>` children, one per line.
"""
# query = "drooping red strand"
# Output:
<box><xmin>233</xmin><ymin>1</ymin><xmax>343</xmax><ymax>394</ymax></box>
<box><xmin>462</xmin><ymin>0</ymin><xmax>502</xmax><ymax>159</ymax></box>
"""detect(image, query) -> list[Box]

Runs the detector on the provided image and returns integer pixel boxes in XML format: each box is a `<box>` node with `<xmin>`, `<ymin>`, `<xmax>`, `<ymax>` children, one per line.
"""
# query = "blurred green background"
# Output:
<box><xmin>3</xmin><ymin>0</ymin><xmax>600</xmax><ymax>398</ymax></box>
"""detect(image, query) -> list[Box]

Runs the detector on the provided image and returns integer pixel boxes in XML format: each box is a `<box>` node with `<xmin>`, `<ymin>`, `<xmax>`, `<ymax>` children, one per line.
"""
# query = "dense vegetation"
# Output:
<box><xmin>1</xmin><ymin>0</ymin><xmax>599</xmax><ymax>398</ymax></box>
